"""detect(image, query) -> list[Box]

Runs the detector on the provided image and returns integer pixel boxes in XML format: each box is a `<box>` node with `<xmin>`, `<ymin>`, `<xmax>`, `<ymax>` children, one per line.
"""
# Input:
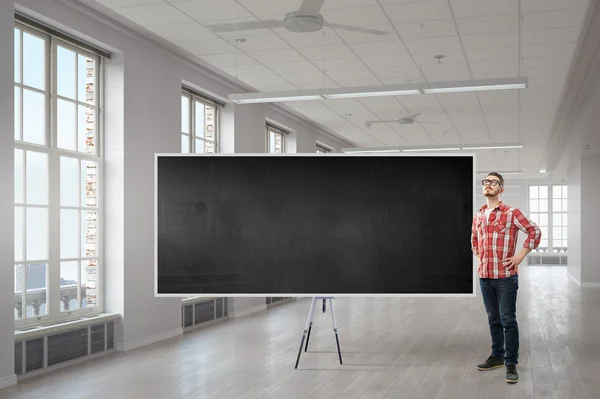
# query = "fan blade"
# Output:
<box><xmin>366</xmin><ymin>119</ymin><xmax>399</xmax><ymax>125</ymax></box>
<box><xmin>408</xmin><ymin>113</ymin><xmax>422</xmax><ymax>118</ymax></box>
<box><xmin>298</xmin><ymin>0</ymin><xmax>326</xmax><ymax>14</ymax></box>
<box><xmin>206</xmin><ymin>19</ymin><xmax>284</xmax><ymax>33</ymax></box>
<box><xmin>325</xmin><ymin>22</ymin><xmax>389</xmax><ymax>36</ymax></box>
<box><xmin>418</xmin><ymin>121</ymin><xmax>438</xmax><ymax>124</ymax></box>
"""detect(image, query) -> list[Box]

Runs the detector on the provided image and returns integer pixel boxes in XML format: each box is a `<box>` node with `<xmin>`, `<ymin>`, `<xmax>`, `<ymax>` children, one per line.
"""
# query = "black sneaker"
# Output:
<box><xmin>505</xmin><ymin>364</ymin><xmax>519</xmax><ymax>383</ymax></box>
<box><xmin>477</xmin><ymin>355</ymin><xmax>504</xmax><ymax>370</ymax></box>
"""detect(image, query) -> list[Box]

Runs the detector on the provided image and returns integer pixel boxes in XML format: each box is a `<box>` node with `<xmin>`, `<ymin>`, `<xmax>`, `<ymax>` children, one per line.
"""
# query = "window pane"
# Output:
<box><xmin>539</xmin><ymin>213</ymin><xmax>548</xmax><ymax>226</ymax></box>
<box><xmin>22</xmin><ymin>89</ymin><xmax>46</xmax><ymax>145</ymax></box>
<box><xmin>57</xmin><ymin>99</ymin><xmax>76</xmax><ymax>150</ymax></box>
<box><xmin>563</xmin><ymin>199</ymin><xmax>568</xmax><ymax>212</ymax></box>
<box><xmin>79</xmin><ymin>55</ymin><xmax>95</xmax><ymax>105</ymax></box>
<box><xmin>194</xmin><ymin>138</ymin><xmax>205</xmax><ymax>153</ymax></box>
<box><xmin>182</xmin><ymin>95</ymin><xmax>190</xmax><ymax>134</ymax></box>
<box><xmin>539</xmin><ymin>199</ymin><xmax>548</xmax><ymax>212</ymax></box>
<box><xmin>563</xmin><ymin>239</ymin><xmax>568</xmax><ymax>247</ymax></box>
<box><xmin>563</xmin><ymin>214</ymin><xmax>568</xmax><ymax>225</ymax></box>
<box><xmin>530</xmin><ymin>213</ymin><xmax>539</xmax><ymax>224</ymax></box>
<box><xmin>15</xmin><ymin>207</ymin><xmax>24</xmax><ymax>263</ymax></box>
<box><xmin>60</xmin><ymin>261</ymin><xmax>79</xmax><ymax>311</ymax></box>
<box><xmin>61</xmin><ymin>156</ymin><xmax>79</xmax><ymax>207</ymax></box>
<box><xmin>26</xmin><ymin>151</ymin><xmax>48</xmax><ymax>205</ymax></box>
<box><xmin>205</xmin><ymin>140</ymin><xmax>215</xmax><ymax>154</ymax></box>
<box><xmin>82</xmin><ymin>259</ymin><xmax>98</xmax><ymax>308</ymax></box>
<box><xmin>82</xmin><ymin>161</ymin><xmax>98</xmax><ymax>208</ymax></box>
<box><xmin>553</xmin><ymin>240</ymin><xmax>561</xmax><ymax>248</ymax></box>
<box><xmin>206</xmin><ymin>106</ymin><xmax>215</xmax><ymax>141</ymax></box>
<box><xmin>79</xmin><ymin>105</ymin><xmax>96</xmax><ymax>154</ymax></box>
<box><xmin>563</xmin><ymin>186</ymin><xmax>568</xmax><ymax>197</ymax></box>
<box><xmin>181</xmin><ymin>134</ymin><xmax>189</xmax><ymax>153</ymax></box>
<box><xmin>57</xmin><ymin>46</ymin><xmax>76</xmax><ymax>99</ymax></box>
<box><xmin>553</xmin><ymin>185</ymin><xmax>562</xmax><ymax>199</ymax></box>
<box><xmin>195</xmin><ymin>101</ymin><xmax>205</xmax><ymax>139</ymax></box>
<box><xmin>269</xmin><ymin>131</ymin><xmax>275</xmax><ymax>153</ymax></box>
<box><xmin>553</xmin><ymin>213</ymin><xmax>562</xmax><ymax>227</ymax></box>
<box><xmin>14</xmin><ymin>87</ymin><xmax>20</xmax><ymax>140</ymax></box>
<box><xmin>540</xmin><ymin>239</ymin><xmax>548</xmax><ymax>248</ymax></box>
<box><xmin>15</xmin><ymin>149</ymin><xmax>24</xmax><ymax>203</ymax></box>
<box><xmin>554</xmin><ymin>227</ymin><xmax>562</xmax><ymax>240</ymax></box>
<box><xmin>61</xmin><ymin>209</ymin><xmax>79</xmax><ymax>259</ymax></box>
<box><xmin>14</xmin><ymin>28</ymin><xmax>20</xmax><ymax>83</ymax></box>
<box><xmin>83</xmin><ymin>211</ymin><xmax>98</xmax><ymax>257</ymax></box>
<box><xmin>530</xmin><ymin>186</ymin><xmax>538</xmax><ymax>199</ymax></box>
<box><xmin>22</xmin><ymin>32</ymin><xmax>45</xmax><ymax>91</ymax></box>
<box><xmin>553</xmin><ymin>199</ymin><xmax>562</xmax><ymax>212</ymax></box>
<box><xmin>26</xmin><ymin>208</ymin><xmax>48</xmax><ymax>261</ymax></box>
<box><xmin>26</xmin><ymin>263</ymin><xmax>48</xmax><ymax>317</ymax></box>
<box><xmin>530</xmin><ymin>200</ymin><xmax>538</xmax><ymax>212</ymax></box>
<box><xmin>14</xmin><ymin>264</ymin><xmax>23</xmax><ymax>320</ymax></box>
<box><xmin>539</xmin><ymin>186</ymin><xmax>548</xmax><ymax>199</ymax></box>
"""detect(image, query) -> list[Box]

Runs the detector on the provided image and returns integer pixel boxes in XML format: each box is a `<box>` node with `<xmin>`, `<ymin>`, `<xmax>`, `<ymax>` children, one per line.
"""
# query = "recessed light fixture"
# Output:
<box><xmin>462</xmin><ymin>145</ymin><xmax>524</xmax><ymax>150</ymax></box>
<box><xmin>539</xmin><ymin>169</ymin><xmax>546</xmax><ymax>173</ymax></box>
<box><xmin>402</xmin><ymin>147</ymin><xmax>460</xmax><ymax>152</ymax></box>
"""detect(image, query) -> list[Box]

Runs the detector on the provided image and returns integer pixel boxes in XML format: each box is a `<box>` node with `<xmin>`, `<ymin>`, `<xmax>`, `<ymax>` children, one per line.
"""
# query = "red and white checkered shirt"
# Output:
<box><xmin>471</xmin><ymin>202</ymin><xmax>541</xmax><ymax>279</ymax></box>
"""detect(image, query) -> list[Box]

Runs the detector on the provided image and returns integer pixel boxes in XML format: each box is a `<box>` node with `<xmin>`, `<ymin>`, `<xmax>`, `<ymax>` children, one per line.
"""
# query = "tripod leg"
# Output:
<box><xmin>295</xmin><ymin>297</ymin><xmax>317</xmax><ymax>369</ymax></box>
<box><xmin>329</xmin><ymin>298</ymin><xmax>342</xmax><ymax>365</ymax></box>
<box><xmin>304</xmin><ymin>322</ymin><xmax>312</xmax><ymax>352</ymax></box>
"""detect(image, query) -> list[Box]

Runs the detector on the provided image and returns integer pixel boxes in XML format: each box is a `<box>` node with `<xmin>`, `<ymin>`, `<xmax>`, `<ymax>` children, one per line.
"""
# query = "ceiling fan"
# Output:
<box><xmin>365</xmin><ymin>113</ymin><xmax>438</xmax><ymax>127</ymax></box>
<box><xmin>205</xmin><ymin>0</ymin><xmax>389</xmax><ymax>36</ymax></box>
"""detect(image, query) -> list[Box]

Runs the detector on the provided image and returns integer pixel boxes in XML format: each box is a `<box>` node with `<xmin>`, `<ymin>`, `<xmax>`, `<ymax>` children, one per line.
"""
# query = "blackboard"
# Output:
<box><xmin>155</xmin><ymin>154</ymin><xmax>475</xmax><ymax>296</ymax></box>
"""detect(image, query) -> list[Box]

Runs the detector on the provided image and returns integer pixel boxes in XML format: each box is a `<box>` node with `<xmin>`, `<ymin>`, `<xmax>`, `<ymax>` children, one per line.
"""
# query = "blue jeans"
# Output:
<box><xmin>480</xmin><ymin>274</ymin><xmax>519</xmax><ymax>365</ymax></box>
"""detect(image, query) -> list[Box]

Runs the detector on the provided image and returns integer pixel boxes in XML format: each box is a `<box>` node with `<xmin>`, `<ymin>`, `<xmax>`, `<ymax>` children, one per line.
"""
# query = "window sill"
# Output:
<box><xmin>15</xmin><ymin>313</ymin><xmax>120</xmax><ymax>341</ymax></box>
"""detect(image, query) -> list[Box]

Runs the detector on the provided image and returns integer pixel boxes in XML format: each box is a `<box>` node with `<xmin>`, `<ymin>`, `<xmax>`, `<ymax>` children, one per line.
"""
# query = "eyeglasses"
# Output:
<box><xmin>482</xmin><ymin>179</ymin><xmax>502</xmax><ymax>187</ymax></box>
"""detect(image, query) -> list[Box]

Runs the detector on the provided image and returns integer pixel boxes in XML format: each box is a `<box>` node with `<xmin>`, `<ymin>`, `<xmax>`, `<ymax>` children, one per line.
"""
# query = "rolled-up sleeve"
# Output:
<box><xmin>471</xmin><ymin>215</ymin><xmax>478</xmax><ymax>254</ymax></box>
<box><xmin>512</xmin><ymin>208</ymin><xmax>541</xmax><ymax>249</ymax></box>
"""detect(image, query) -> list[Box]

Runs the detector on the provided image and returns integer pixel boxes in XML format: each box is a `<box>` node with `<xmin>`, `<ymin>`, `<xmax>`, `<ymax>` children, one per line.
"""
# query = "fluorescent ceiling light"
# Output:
<box><xmin>422</xmin><ymin>77</ymin><xmax>528</xmax><ymax>94</ymax></box>
<box><xmin>344</xmin><ymin>149</ymin><xmax>401</xmax><ymax>153</ymax></box>
<box><xmin>323</xmin><ymin>89</ymin><xmax>420</xmax><ymax>99</ymax></box>
<box><xmin>539</xmin><ymin>169</ymin><xmax>547</xmax><ymax>173</ymax></box>
<box><xmin>402</xmin><ymin>147</ymin><xmax>460</xmax><ymax>152</ymax></box>
<box><xmin>477</xmin><ymin>170</ymin><xmax>523</xmax><ymax>175</ymax></box>
<box><xmin>233</xmin><ymin>95</ymin><xmax>323</xmax><ymax>104</ymax></box>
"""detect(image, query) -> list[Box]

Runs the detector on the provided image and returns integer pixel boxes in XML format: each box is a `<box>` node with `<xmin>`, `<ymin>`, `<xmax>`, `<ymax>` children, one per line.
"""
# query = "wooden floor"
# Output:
<box><xmin>2</xmin><ymin>266</ymin><xmax>600</xmax><ymax>399</ymax></box>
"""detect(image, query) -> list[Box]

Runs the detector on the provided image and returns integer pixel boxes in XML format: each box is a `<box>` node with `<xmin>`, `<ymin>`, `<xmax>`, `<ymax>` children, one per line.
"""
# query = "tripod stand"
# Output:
<box><xmin>294</xmin><ymin>296</ymin><xmax>342</xmax><ymax>369</ymax></box>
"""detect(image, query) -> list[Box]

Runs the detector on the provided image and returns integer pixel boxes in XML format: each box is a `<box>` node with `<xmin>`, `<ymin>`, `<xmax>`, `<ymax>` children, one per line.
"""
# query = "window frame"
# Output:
<box><xmin>266</xmin><ymin>123</ymin><xmax>287</xmax><ymax>153</ymax></box>
<box><xmin>14</xmin><ymin>20</ymin><xmax>105</xmax><ymax>329</ymax></box>
<box><xmin>181</xmin><ymin>89</ymin><xmax>220</xmax><ymax>154</ymax></box>
<box><xmin>528</xmin><ymin>184</ymin><xmax>567</xmax><ymax>254</ymax></box>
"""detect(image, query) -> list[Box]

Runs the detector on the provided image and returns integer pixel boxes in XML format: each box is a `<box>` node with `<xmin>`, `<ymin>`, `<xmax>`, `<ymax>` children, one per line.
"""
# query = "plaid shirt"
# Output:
<box><xmin>471</xmin><ymin>202</ymin><xmax>541</xmax><ymax>279</ymax></box>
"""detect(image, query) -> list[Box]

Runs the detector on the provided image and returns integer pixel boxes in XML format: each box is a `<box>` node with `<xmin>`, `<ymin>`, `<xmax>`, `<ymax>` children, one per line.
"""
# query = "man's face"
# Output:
<box><xmin>482</xmin><ymin>175</ymin><xmax>503</xmax><ymax>197</ymax></box>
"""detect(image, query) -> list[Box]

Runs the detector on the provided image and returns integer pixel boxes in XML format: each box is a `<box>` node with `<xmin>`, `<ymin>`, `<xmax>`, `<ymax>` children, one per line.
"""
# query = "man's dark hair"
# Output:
<box><xmin>487</xmin><ymin>172</ymin><xmax>504</xmax><ymax>187</ymax></box>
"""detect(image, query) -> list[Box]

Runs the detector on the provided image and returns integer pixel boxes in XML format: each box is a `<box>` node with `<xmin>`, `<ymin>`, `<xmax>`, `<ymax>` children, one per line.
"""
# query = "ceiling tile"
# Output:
<box><xmin>246</xmin><ymin>48</ymin><xmax>306</xmax><ymax>63</ymax></box>
<box><xmin>382</xmin><ymin>1</ymin><xmax>452</xmax><ymax>23</ymax></box>
<box><xmin>199</xmin><ymin>52</ymin><xmax>258</xmax><ymax>67</ymax></box>
<box><xmin>333</xmin><ymin>24</ymin><xmax>399</xmax><ymax>44</ymax></box>
<box><xmin>272</xmin><ymin>28</ymin><xmax>343</xmax><ymax>48</ymax></box>
<box><xmin>207</xmin><ymin>18</ymin><xmax>275</xmax><ymax>38</ymax></box>
<box><xmin>522</xmin><ymin>27</ymin><xmax>582</xmax><ymax>44</ymax></box>
<box><xmin>521</xmin><ymin>66</ymin><xmax>569</xmax><ymax>78</ymax></box>
<box><xmin>361</xmin><ymin>54</ymin><xmax>415</xmax><ymax>68</ymax></box>
<box><xmin>320</xmin><ymin>57</ymin><xmax>367</xmax><ymax>71</ymax></box>
<box><xmin>411</xmin><ymin>49</ymin><xmax>467</xmax><ymax>67</ymax></box>
<box><xmin>219</xmin><ymin>64</ymin><xmax>274</xmax><ymax>78</ymax></box>
<box><xmin>235</xmin><ymin>0</ymin><xmax>302</xmax><ymax>15</ymax></box>
<box><xmin>350</xmin><ymin>41</ymin><xmax>408</xmax><ymax>57</ymax></box>
<box><xmin>297</xmin><ymin>44</ymin><xmax>355</xmax><ymax>60</ymax></box>
<box><xmin>171</xmin><ymin>0</ymin><xmax>253</xmax><ymax>21</ymax></box>
<box><xmin>96</xmin><ymin>0</ymin><xmax>163</xmax><ymax>8</ymax></box>
<box><xmin>242</xmin><ymin>74</ymin><xmax>298</xmax><ymax>91</ymax></box>
<box><xmin>395</xmin><ymin>19</ymin><xmax>458</xmax><ymax>39</ymax></box>
<box><xmin>372</xmin><ymin>65</ymin><xmax>422</xmax><ymax>79</ymax></box>
<box><xmin>296</xmin><ymin>79</ymin><xmax>340</xmax><ymax>89</ymax></box>
<box><xmin>146</xmin><ymin>22</ymin><xmax>216</xmax><ymax>41</ymax></box>
<box><xmin>449</xmin><ymin>0</ymin><xmax>517</xmax><ymax>18</ymax></box>
<box><xmin>327</xmin><ymin>69</ymin><xmax>378</xmax><ymax>82</ymax></box>
<box><xmin>521</xmin><ymin>0</ymin><xmax>590</xmax><ymax>13</ymax></box>
<box><xmin>363</xmin><ymin>125</ymin><xmax>411</xmax><ymax>147</ymax></box>
<box><xmin>404</xmin><ymin>35</ymin><xmax>463</xmax><ymax>53</ymax></box>
<box><xmin>389</xmin><ymin>123</ymin><xmax>437</xmax><ymax>146</ymax></box>
<box><xmin>465</xmin><ymin>46</ymin><xmax>518</xmax><ymax>62</ymax></box>
<box><xmin>113</xmin><ymin>4</ymin><xmax>193</xmax><ymax>26</ymax></box>
<box><xmin>224</xmin><ymin>34</ymin><xmax>290</xmax><ymax>51</ymax></box>
<box><xmin>523</xmin><ymin>56</ymin><xmax>573</xmax><ymax>69</ymax></box>
<box><xmin>320</xmin><ymin>6</ymin><xmax>390</xmax><ymax>26</ymax></box>
<box><xmin>469</xmin><ymin>59</ymin><xmax>518</xmax><ymax>74</ymax></box>
<box><xmin>456</xmin><ymin>15</ymin><xmax>518</xmax><ymax>35</ymax></box>
<box><xmin>335</xmin><ymin>77</ymin><xmax>383</xmax><ymax>87</ymax></box>
<box><xmin>425</xmin><ymin>71</ymin><xmax>472</xmax><ymax>81</ymax></box>
<box><xmin>380</xmin><ymin>76</ymin><xmax>423</xmax><ymax>84</ymax></box>
<box><xmin>522</xmin><ymin>8</ymin><xmax>587</xmax><ymax>30</ymax></box>
<box><xmin>268</xmin><ymin>61</ymin><xmax>320</xmax><ymax>74</ymax></box>
<box><xmin>176</xmin><ymin>38</ymin><xmax>238</xmax><ymax>55</ymax></box>
<box><xmin>281</xmin><ymin>71</ymin><xmax>331</xmax><ymax>85</ymax></box>
<box><xmin>321</xmin><ymin>0</ymin><xmax>379</xmax><ymax>10</ymax></box>
<box><xmin>461</xmin><ymin>32</ymin><xmax>518</xmax><ymax>49</ymax></box>
<box><xmin>523</xmin><ymin>42</ymin><xmax>577</xmax><ymax>58</ymax></box>
<box><xmin>471</xmin><ymin>69</ymin><xmax>520</xmax><ymax>79</ymax></box>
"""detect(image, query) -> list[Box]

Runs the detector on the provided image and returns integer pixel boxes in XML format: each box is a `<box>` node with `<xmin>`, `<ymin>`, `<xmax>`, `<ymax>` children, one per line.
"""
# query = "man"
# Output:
<box><xmin>471</xmin><ymin>172</ymin><xmax>541</xmax><ymax>384</ymax></box>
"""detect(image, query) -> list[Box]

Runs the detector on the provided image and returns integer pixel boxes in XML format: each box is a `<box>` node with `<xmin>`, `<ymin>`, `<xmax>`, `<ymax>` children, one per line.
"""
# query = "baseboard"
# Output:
<box><xmin>568</xmin><ymin>272</ymin><xmax>581</xmax><ymax>286</ymax></box>
<box><xmin>116</xmin><ymin>327</ymin><xmax>183</xmax><ymax>352</ymax></box>
<box><xmin>0</xmin><ymin>374</ymin><xmax>17</xmax><ymax>390</ymax></box>
<box><xmin>230</xmin><ymin>304</ymin><xmax>267</xmax><ymax>319</ymax></box>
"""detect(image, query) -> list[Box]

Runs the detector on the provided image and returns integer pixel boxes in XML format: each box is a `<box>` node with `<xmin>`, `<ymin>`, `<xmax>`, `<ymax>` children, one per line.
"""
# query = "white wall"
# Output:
<box><xmin>568</xmin><ymin>158</ymin><xmax>582</xmax><ymax>283</ymax></box>
<box><xmin>581</xmin><ymin>155</ymin><xmax>600</xmax><ymax>283</ymax></box>
<box><xmin>0</xmin><ymin>0</ymin><xmax>352</xmax><ymax>384</ymax></box>
<box><xmin>0</xmin><ymin>1</ymin><xmax>17</xmax><ymax>390</ymax></box>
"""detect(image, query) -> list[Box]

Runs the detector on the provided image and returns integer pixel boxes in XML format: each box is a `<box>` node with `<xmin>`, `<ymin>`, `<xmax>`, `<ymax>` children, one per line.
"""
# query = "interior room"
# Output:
<box><xmin>1</xmin><ymin>0</ymin><xmax>600</xmax><ymax>397</ymax></box>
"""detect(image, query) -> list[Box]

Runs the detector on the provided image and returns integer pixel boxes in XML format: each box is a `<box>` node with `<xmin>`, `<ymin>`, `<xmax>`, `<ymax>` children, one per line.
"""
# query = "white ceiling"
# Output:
<box><xmin>92</xmin><ymin>0</ymin><xmax>591</xmax><ymax>178</ymax></box>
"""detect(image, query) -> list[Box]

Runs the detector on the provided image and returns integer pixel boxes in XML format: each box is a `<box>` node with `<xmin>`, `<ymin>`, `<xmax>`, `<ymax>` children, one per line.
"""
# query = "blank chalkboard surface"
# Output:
<box><xmin>155</xmin><ymin>154</ymin><xmax>475</xmax><ymax>296</ymax></box>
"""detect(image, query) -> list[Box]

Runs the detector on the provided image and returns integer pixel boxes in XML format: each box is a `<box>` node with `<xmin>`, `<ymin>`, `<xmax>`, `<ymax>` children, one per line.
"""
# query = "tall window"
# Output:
<box><xmin>267</xmin><ymin>124</ymin><xmax>286</xmax><ymax>153</ymax></box>
<box><xmin>181</xmin><ymin>89</ymin><xmax>219</xmax><ymax>154</ymax></box>
<box><xmin>529</xmin><ymin>185</ymin><xmax>567</xmax><ymax>253</ymax></box>
<box><xmin>14</xmin><ymin>21</ymin><xmax>104</xmax><ymax>326</ymax></box>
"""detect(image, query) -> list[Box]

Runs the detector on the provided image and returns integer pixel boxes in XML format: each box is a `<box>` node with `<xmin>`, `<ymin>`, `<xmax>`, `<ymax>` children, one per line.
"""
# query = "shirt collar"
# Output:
<box><xmin>479</xmin><ymin>201</ymin><xmax>506</xmax><ymax>213</ymax></box>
